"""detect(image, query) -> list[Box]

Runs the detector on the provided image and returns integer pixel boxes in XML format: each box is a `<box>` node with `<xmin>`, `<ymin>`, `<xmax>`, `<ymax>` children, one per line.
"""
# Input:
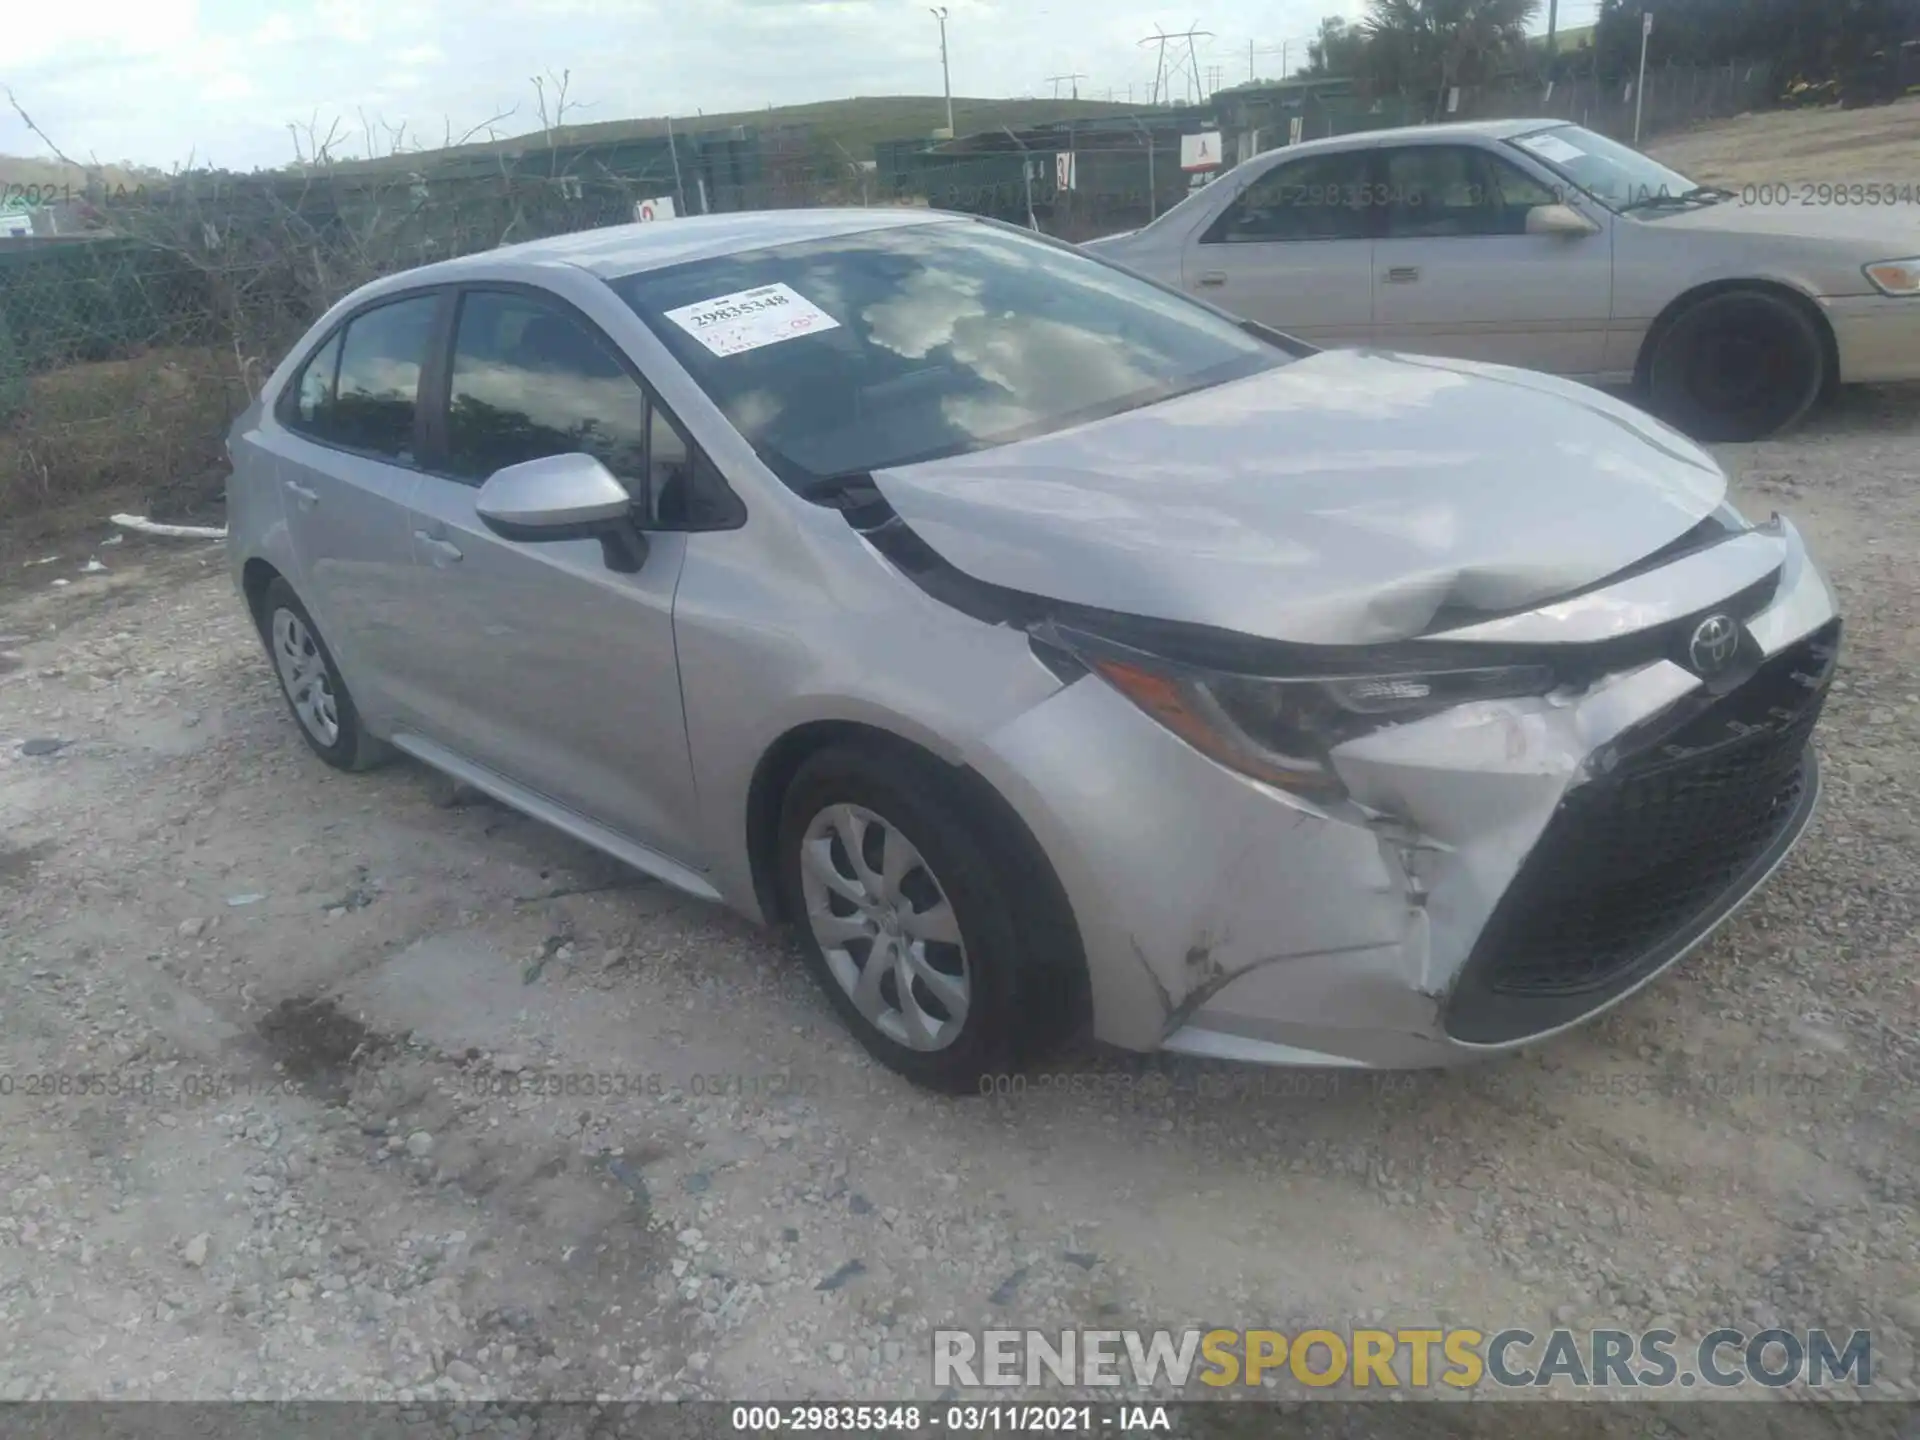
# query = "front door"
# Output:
<box><xmin>1179</xmin><ymin>148</ymin><xmax>1377</xmax><ymax>345</ymax></box>
<box><xmin>400</xmin><ymin>286</ymin><xmax>703</xmax><ymax>865</ymax></box>
<box><xmin>1369</xmin><ymin>144</ymin><xmax>1614</xmax><ymax>376</ymax></box>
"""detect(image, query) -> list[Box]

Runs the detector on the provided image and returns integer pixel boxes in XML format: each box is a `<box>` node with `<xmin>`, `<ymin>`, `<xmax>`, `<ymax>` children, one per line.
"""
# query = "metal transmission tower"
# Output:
<box><xmin>1046</xmin><ymin>72</ymin><xmax>1088</xmax><ymax>99</ymax></box>
<box><xmin>1138</xmin><ymin>24</ymin><xmax>1214</xmax><ymax>106</ymax></box>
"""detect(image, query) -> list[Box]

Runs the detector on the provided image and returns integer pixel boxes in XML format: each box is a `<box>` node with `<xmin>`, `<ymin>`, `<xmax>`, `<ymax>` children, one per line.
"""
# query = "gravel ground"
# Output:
<box><xmin>1647</xmin><ymin>95</ymin><xmax>1920</xmax><ymax>186</ymax></box>
<box><xmin>1</xmin><ymin>379</ymin><xmax>1917</xmax><ymax>1415</ymax></box>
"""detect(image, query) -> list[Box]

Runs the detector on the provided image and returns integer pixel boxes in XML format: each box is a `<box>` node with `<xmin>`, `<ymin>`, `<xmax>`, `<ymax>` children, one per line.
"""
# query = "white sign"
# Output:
<box><xmin>662</xmin><ymin>283</ymin><xmax>841</xmax><ymax>358</ymax></box>
<box><xmin>1288</xmin><ymin>116</ymin><xmax>1304</xmax><ymax>146</ymax></box>
<box><xmin>1055</xmin><ymin>151</ymin><xmax>1076</xmax><ymax>191</ymax></box>
<box><xmin>1517</xmin><ymin>133</ymin><xmax>1587</xmax><ymax>164</ymax></box>
<box><xmin>1179</xmin><ymin>131</ymin><xmax>1222</xmax><ymax>172</ymax></box>
<box><xmin>634</xmin><ymin>195</ymin><xmax>677</xmax><ymax>222</ymax></box>
<box><xmin>1643</xmin><ymin>10</ymin><xmax>1654</xmax><ymax>36</ymax></box>
<box><xmin>1446</xmin><ymin>86</ymin><xmax>1461</xmax><ymax>113</ymax></box>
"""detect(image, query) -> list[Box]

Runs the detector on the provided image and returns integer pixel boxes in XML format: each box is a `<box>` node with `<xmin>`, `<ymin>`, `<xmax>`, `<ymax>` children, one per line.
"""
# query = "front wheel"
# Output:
<box><xmin>775</xmin><ymin>746</ymin><xmax>1071</xmax><ymax>1094</ymax></box>
<box><xmin>1645</xmin><ymin>289</ymin><xmax>1828</xmax><ymax>443</ymax></box>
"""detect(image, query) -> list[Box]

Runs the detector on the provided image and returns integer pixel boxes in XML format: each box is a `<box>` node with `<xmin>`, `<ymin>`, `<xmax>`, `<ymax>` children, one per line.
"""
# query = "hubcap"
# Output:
<box><xmin>270</xmin><ymin>608</ymin><xmax>340</xmax><ymax>747</ymax></box>
<box><xmin>798</xmin><ymin>803</ymin><xmax>970</xmax><ymax>1052</ymax></box>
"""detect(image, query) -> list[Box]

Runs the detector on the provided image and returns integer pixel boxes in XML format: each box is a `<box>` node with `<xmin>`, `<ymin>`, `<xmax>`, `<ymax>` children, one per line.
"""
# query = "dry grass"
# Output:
<box><xmin>0</xmin><ymin>346</ymin><xmax>246</xmax><ymax>528</ymax></box>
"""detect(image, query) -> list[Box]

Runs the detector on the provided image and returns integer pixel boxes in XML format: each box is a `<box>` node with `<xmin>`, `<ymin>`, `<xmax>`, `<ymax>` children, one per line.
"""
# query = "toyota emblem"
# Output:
<box><xmin>1688</xmin><ymin>614</ymin><xmax>1740</xmax><ymax>675</ymax></box>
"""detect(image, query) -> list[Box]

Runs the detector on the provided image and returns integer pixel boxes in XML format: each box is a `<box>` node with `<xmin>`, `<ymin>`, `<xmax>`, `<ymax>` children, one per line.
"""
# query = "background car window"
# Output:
<box><xmin>1384</xmin><ymin>147</ymin><xmax>1569</xmax><ymax>239</ymax></box>
<box><xmin>445</xmin><ymin>291</ymin><xmax>648</xmax><ymax>486</ymax></box>
<box><xmin>290</xmin><ymin>331</ymin><xmax>342</xmax><ymax>431</ymax></box>
<box><xmin>1205</xmin><ymin>153</ymin><xmax>1374</xmax><ymax>243</ymax></box>
<box><xmin>326</xmin><ymin>295</ymin><xmax>439</xmax><ymax>461</ymax></box>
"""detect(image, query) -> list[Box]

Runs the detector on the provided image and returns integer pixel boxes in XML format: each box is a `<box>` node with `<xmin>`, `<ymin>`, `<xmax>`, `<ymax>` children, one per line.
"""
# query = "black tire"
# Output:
<box><xmin>775</xmin><ymin>744</ymin><xmax>1073</xmax><ymax>1094</ymax></box>
<box><xmin>256</xmin><ymin>577</ymin><xmax>390</xmax><ymax>772</ymax></box>
<box><xmin>1645</xmin><ymin>288</ymin><xmax>1828</xmax><ymax>443</ymax></box>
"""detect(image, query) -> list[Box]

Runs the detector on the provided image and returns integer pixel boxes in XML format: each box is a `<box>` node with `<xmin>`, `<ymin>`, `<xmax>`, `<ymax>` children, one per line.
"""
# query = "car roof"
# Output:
<box><xmin>1276</xmin><ymin>117</ymin><xmax>1567</xmax><ymax>156</ymax></box>
<box><xmin>401</xmin><ymin>207</ymin><xmax>958</xmax><ymax>285</ymax></box>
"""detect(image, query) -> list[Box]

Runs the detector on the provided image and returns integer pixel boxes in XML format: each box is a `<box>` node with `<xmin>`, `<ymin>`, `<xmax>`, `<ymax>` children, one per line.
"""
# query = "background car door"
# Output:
<box><xmin>1370</xmin><ymin>144</ymin><xmax>1614</xmax><ymax>375</ymax></box>
<box><xmin>401</xmin><ymin>286</ymin><xmax>704</xmax><ymax>865</ymax></box>
<box><xmin>270</xmin><ymin>292</ymin><xmax>444</xmax><ymax>721</ymax></box>
<box><xmin>1179</xmin><ymin>148</ymin><xmax>1377</xmax><ymax>344</ymax></box>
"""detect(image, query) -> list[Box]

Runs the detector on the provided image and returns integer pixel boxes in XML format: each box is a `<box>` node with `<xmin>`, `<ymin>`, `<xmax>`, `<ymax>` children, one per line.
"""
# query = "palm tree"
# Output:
<box><xmin>1363</xmin><ymin>0</ymin><xmax>1542</xmax><ymax>116</ymax></box>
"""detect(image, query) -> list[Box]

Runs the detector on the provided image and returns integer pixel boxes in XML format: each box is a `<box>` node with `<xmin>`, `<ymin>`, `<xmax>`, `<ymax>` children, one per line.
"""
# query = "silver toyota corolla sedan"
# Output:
<box><xmin>1085</xmin><ymin>119</ymin><xmax>1920</xmax><ymax>443</ymax></box>
<box><xmin>228</xmin><ymin>209</ymin><xmax>1841</xmax><ymax>1092</ymax></box>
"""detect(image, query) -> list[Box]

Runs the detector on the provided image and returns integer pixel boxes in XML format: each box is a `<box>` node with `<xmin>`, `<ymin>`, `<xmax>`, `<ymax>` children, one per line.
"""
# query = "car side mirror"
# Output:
<box><xmin>475</xmin><ymin>453</ymin><xmax>648</xmax><ymax>573</ymax></box>
<box><xmin>1526</xmin><ymin>203</ymin><xmax>1600</xmax><ymax>237</ymax></box>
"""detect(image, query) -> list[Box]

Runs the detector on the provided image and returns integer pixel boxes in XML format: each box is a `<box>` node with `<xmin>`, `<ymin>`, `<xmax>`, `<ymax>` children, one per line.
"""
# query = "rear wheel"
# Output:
<box><xmin>775</xmin><ymin>745</ymin><xmax>1071</xmax><ymax>1094</ymax></box>
<box><xmin>1646</xmin><ymin>289</ymin><xmax>1827</xmax><ymax>443</ymax></box>
<box><xmin>257</xmin><ymin>577</ymin><xmax>389</xmax><ymax>772</ymax></box>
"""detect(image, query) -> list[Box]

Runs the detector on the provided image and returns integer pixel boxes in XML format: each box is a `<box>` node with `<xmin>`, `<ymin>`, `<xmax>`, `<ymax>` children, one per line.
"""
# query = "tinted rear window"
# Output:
<box><xmin>611</xmin><ymin>220</ymin><xmax>1287</xmax><ymax>490</ymax></box>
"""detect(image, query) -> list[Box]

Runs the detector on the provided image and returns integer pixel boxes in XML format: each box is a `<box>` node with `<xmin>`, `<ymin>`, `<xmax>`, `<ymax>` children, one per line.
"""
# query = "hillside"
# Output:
<box><xmin>340</xmin><ymin>94</ymin><xmax>1144</xmax><ymax>173</ymax></box>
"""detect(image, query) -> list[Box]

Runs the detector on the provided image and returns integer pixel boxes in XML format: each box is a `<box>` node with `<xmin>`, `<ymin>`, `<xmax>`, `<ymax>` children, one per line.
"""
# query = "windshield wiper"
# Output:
<box><xmin>1619</xmin><ymin>184</ymin><xmax>1734</xmax><ymax>213</ymax></box>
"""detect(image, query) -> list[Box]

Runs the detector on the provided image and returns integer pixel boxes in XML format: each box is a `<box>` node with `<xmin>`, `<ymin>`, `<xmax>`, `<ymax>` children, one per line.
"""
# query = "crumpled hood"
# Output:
<box><xmin>869</xmin><ymin>348</ymin><xmax>1730</xmax><ymax>645</ymax></box>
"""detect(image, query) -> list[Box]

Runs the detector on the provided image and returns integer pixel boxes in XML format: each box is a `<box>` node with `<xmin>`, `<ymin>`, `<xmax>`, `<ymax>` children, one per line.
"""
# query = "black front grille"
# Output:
<box><xmin>1445</xmin><ymin>619</ymin><xmax>1838</xmax><ymax>1044</ymax></box>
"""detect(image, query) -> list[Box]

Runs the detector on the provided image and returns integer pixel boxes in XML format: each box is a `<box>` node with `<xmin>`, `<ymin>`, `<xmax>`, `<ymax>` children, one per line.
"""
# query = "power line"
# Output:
<box><xmin>1138</xmin><ymin>24</ymin><xmax>1215</xmax><ymax>105</ymax></box>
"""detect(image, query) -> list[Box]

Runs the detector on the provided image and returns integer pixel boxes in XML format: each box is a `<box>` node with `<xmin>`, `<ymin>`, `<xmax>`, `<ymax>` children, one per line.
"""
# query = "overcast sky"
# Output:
<box><xmin>0</xmin><ymin>0</ymin><xmax>1484</xmax><ymax>171</ymax></box>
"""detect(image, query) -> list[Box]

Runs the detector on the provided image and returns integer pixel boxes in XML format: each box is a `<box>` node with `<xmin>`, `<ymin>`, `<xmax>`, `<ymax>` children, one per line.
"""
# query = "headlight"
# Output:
<box><xmin>1864</xmin><ymin>258</ymin><xmax>1920</xmax><ymax>296</ymax></box>
<box><xmin>1055</xmin><ymin>630</ymin><xmax>1553</xmax><ymax>801</ymax></box>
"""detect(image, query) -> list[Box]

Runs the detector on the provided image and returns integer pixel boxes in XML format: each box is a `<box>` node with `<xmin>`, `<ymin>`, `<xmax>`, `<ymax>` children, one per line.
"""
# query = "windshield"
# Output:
<box><xmin>612</xmin><ymin>219</ymin><xmax>1289</xmax><ymax>490</ymax></box>
<box><xmin>1506</xmin><ymin>124</ymin><xmax>1704</xmax><ymax>213</ymax></box>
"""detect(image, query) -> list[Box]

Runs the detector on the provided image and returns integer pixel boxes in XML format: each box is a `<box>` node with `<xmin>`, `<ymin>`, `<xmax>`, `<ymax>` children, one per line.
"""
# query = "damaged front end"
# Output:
<box><xmin>828</xmin><ymin>474</ymin><xmax>1840</xmax><ymax>1067</ymax></box>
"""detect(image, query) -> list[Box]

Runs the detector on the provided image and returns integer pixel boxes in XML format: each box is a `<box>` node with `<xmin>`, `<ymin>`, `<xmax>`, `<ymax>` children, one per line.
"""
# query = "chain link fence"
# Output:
<box><xmin>0</xmin><ymin>58</ymin><xmax>1780</xmax><ymax>527</ymax></box>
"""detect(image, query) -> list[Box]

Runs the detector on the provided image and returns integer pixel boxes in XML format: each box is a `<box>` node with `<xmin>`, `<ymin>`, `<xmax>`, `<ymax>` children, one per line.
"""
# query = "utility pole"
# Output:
<box><xmin>1248</xmin><ymin>38</ymin><xmax>1255</xmax><ymax>82</ymax></box>
<box><xmin>1546</xmin><ymin>0</ymin><xmax>1559</xmax><ymax>58</ymax></box>
<box><xmin>1634</xmin><ymin>10</ymin><xmax>1652</xmax><ymax>143</ymax></box>
<box><xmin>1046</xmin><ymin>72</ymin><xmax>1087</xmax><ymax>99</ymax></box>
<box><xmin>930</xmin><ymin>8</ymin><xmax>954</xmax><ymax>136</ymax></box>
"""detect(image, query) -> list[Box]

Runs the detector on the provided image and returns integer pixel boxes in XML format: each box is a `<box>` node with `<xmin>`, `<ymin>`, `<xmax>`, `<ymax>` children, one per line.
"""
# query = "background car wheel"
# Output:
<box><xmin>1646</xmin><ymin>289</ymin><xmax>1828</xmax><ymax>443</ymax></box>
<box><xmin>257</xmin><ymin>577</ymin><xmax>390</xmax><ymax>772</ymax></box>
<box><xmin>775</xmin><ymin>745</ymin><xmax>1072</xmax><ymax>1094</ymax></box>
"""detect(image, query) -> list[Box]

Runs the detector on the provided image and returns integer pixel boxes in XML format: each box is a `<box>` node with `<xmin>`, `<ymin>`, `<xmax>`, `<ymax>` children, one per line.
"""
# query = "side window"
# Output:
<box><xmin>1382</xmin><ymin>147</ymin><xmax>1564</xmax><ymax>239</ymax></box>
<box><xmin>1382</xmin><ymin>147</ymin><xmax>1489</xmax><ymax>239</ymax></box>
<box><xmin>645</xmin><ymin>403</ymin><xmax>740</xmax><ymax>529</ymax></box>
<box><xmin>289</xmin><ymin>331</ymin><xmax>342</xmax><ymax>432</ymax></box>
<box><xmin>328</xmin><ymin>295</ymin><xmax>439</xmax><ymax>461</ymax></box>
<box><xmin>1203</xmin><ymin>152</ymin><xmax>1374</xmax><ymax>244</ymax></box>
<box><xmin>444</xmin><ymin>290</ymin><xmax>648</xmax><ymax>487</ymax></box>
<box><xmin>1479</xmin><ymin>155</ymin><xmax>1564</xmax><ymax>235</ymax></box>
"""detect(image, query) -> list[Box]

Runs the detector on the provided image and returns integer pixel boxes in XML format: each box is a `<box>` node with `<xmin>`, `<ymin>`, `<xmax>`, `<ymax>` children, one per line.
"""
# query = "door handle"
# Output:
<box><xmin>413</xmin><ymin>530</ymin><xmax>463</xmax><ymax>565</ymax></box>
<box><xmin>1384</xmin><ymin>266</ymin><xmax>1422</xmax><ymax>284</ymax></box>
<box><xmin>1196</xmin><ymin>271</ymin><xmax>1228</xmax><ymax>287</ymax></box>
<box><xmin>284</xmin><ymin>480</ymin><xmax>319</xmax><ymax>508</ymax></box>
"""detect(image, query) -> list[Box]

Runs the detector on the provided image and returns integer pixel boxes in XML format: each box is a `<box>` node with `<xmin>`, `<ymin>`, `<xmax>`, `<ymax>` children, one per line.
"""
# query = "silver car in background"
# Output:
<box><xmin>228</xmin><ymin>210</ymin><xmax>1841</xmax><ymax>1092</ymax></box>
<box><xmin>1085</xmin><ymin>119</ymin><xmax>1920</xmax><ymax>441</ymax></box>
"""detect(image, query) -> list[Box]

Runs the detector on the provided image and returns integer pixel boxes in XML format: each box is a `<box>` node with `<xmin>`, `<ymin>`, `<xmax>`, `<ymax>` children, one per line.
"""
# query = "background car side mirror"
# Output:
<box><xmin>475</xmin><ymin>453</ymin><xmax>648</xmax><ymax>573</ymax></box>
<box><xmin>1526</xmin><ymin>203</ymin><xmax>1601</xmax><ymax>238</ymax></box>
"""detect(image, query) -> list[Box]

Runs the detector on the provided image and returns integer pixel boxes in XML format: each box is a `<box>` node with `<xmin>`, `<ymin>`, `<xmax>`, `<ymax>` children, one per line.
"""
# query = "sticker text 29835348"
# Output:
<box><xmin>661</xmin><ymin>283</ymin><xmax>841</xmax><ymax>357</ymax></box>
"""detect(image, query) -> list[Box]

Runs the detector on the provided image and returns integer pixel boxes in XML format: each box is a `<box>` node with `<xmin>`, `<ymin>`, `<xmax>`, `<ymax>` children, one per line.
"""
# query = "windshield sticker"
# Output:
<box><xmin>1517</xmin><ymin>133</ymin><xmax>1587</xmax><ymax>165</ymax></box>
<box><xmin>662</xmin><ymin>283</ymin><xmax>841</xmax><ymax>357</ymax></box>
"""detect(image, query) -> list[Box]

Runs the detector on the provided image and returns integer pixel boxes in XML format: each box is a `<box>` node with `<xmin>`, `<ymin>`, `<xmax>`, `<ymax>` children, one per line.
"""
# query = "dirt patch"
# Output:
<box><xmin>0</xmin><ymin>838</ymin><xmax>53</xmax><ymax>886</ymax></box>
<box><xmin>254</xmin><ymin>996</ymin><xmax>391</xmax><ymax>1096</ymax></box>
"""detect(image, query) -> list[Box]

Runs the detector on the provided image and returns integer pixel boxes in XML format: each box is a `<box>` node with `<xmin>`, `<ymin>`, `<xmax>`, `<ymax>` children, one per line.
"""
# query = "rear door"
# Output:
<box><xmin>270</xmin><ymin>291</ymin><xmax>446</xmax><ymax>724</ymax></box>
<box><xmin>1179</xmin><ymin>148</ymin><xmax>1377</xmax><ymax>344</ymax></box>
<box><xmin>400</xmin><ymin>285</ymin><xmax>709</xmax><ymax>864</ymax></box>
<box><xmin>1369</xmin><ymin>143</ymin><xmax>1614</xmax><ymax>375</ymax></box>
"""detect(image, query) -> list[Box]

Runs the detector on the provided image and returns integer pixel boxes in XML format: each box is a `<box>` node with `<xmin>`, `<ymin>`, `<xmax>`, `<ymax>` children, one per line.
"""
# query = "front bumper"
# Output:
<box><xmin>1819</xmin><ymin>294</ymin><xmax>1920</xmax><ymax>384</ymax></box>
<box><xmin>973</xmin><ymin>518</ymin><xmax>1840</xmax><ymax>1068</ymax></box>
